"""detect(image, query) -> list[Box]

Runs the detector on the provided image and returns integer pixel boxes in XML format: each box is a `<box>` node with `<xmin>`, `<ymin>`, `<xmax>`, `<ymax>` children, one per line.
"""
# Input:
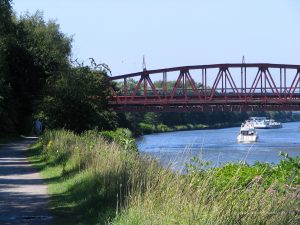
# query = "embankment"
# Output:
<box><xmin>28</xmin><ymin>129</ymin><xmax>300</xmax><ymax>225</ymax></box>
<box><xmin>137</xmin><ymin>122</ymin><xmax>241</xmax><ymax>134</ymax></box>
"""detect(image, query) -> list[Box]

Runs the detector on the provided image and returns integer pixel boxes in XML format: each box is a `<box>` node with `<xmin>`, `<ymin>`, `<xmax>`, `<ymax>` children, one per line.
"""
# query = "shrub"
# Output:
<box><xmin>138</xmin><ymin>122</ymin><xmax>155</xmax><ymax>134</ymax></box>
<box><xmin>174</xmin><ymin>125</ymin><xmax>188</xmax><ymax>131</ymax></box>
<box><xmin>156</xmin><ymin>123</ymin><xmax>171</xmax><ymax>132</ymax></box>
<box><xmin>100</xmin><ymin>128</ymin><xmax>137</xmax><ymax>152</ymax></box>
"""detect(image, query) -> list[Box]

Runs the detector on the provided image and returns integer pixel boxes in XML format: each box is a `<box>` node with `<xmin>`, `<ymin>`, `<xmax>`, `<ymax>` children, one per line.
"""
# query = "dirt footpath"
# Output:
<box><xmin>0</xmin><ymin>138</ymin><xmax>53</xmax><ymax>225</ymax></box>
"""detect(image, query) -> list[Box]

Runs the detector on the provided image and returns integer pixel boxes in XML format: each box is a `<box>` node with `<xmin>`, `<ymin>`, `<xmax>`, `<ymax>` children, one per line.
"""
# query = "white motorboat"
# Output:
<box><xmin>237</xmin><ymin>122</ymin><xmax>258</xmax><ymax>143</ymax></box>
<box><xmin>266</xmin><ymin>119</ymin><xmax>282</xmax><ymax>128</ymax></box>
<box><xmin>248</xmin><ymin>117</ymin><xmax>282</xmax><ymax>129</ymax></box>
<box><xmin>249</xmin><ymin>117</ymin><xmax>268</xmax><ymax>128</ymax></box>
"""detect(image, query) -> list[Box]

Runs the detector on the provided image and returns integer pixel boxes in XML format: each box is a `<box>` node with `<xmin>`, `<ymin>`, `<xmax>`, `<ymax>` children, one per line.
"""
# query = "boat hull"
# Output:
<box><xmin>249</xmin><ymin>117</ymin><xmax>282</xmax><ymax>129</ymax></box>
<box><xmin>237</xmin><ymin>134</ymin><xmax>258</xmax><ymax>143</ymax></box>
<box><xmin>253</xmin><ymin>124</ymin><xmax>282</xmax><ymax>129</ymax></box>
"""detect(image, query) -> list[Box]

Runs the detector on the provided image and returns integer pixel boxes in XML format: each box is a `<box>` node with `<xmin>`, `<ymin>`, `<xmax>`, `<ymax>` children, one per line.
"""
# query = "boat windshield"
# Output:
<box><xmin>241</xmin><ymin>130</ymin><xmax>254</xmax><ymax>135</ymax></box>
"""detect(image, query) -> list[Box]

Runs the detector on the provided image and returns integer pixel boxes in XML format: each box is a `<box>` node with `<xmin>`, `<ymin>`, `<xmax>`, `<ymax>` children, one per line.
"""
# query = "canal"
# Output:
<box><xmin>137</xmin><ymin>121</ymin><xmax>300</xmax><ymax>171</ymax></box>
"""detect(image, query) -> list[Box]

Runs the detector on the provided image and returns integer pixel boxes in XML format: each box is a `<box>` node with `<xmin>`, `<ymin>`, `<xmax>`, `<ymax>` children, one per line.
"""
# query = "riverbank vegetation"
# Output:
<box><xmin>127</xmin><ymin>110</ymin><xmax>298</xmax><ymax>135</ymax></box>
<box><xmin>28</xmin><ymin>129</ymin><xmax>300</xmax><ymax>225</ymax></box>
<box><xmin>137</xmin><ymin>121</ymin><xmax>243</xmax><ymax>134</ymax></box>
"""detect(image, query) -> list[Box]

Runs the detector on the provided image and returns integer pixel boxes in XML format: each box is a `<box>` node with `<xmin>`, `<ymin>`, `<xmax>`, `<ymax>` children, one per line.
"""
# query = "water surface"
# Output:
<box><xmin>137</xmin><ymin>121</ymin><xmax>300</xmax><ymax>170</ymax></box>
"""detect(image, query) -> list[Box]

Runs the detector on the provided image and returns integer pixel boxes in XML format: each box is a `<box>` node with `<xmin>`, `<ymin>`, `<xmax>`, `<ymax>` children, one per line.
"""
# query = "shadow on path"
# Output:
<box><xmin>0</xmin><ymin>138</ymin><xmax>53</xmax><ymax>225</ymax></box>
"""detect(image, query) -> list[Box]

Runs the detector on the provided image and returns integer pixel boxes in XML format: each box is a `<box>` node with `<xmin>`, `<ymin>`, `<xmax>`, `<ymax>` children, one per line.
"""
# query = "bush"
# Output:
<box><xmin>156</xmin><ymin>123</ymin><xmax>171</xmax><ymax>132</ymax></box>
<box><xmin>194</xmin><ymin>123</ymin><xmax>207</xmax><ymax>129</ymax></box>
<box><xmin>38</xmin><ymin>67</ymin><xmax>117</xmax><ymax>133</ymax></box>
<box><xmin>138</xmin><ymin>122</ymin><xmax>155</xmax><ymax>134</ymax></box>
<box><xmin>173</xmin><ymin>125</ymin><xmax>188</xmax><ymax>131</ymax></box>
<box><xmin>100</xmin><ymin>128</ymin><xmax>137</xmax><ymax>152</ymax></box>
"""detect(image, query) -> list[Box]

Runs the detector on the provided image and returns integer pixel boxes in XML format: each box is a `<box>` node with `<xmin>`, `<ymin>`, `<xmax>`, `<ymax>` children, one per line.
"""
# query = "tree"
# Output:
<box><xmin>0</xmin><ymin>7</ymin><xmax>119</xmax><ymax>135</ymax></box>
<box><xmin>38</xmin><ymin>66</ymin><xmax>117</xmax><ymax>133</ymax></box>
<box><xmin>0</xmin><ymin>0</ymin><xmax>13</xmax><ymax>34</ymax></box>
<box><xmin>0</xmin><ymin>0</ymin><xmax>16</xmax><ymax>135</ymax></box>
<box><xmin>3</xmin><ymin>11</ymin><xmax>72</xmax><ymax>133</ymax></box>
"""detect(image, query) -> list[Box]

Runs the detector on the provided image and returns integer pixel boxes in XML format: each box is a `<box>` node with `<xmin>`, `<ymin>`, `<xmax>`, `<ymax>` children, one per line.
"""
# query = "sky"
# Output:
<box><xmin>13</xmin><ymin>0</ymin><xmax>300</xmax><ymax>76</ymax></box>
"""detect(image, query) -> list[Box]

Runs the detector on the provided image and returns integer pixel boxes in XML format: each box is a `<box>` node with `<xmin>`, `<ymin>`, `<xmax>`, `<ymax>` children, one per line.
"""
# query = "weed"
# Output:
<box><xmin>28</xmin><ymin>130</ymin><xmax>300</xmax><ymax>225</ymax></box>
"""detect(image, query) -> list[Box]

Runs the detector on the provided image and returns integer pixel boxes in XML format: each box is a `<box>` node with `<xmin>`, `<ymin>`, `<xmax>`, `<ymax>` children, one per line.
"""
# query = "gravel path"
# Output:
<box><xmin>0</xmin><ymin>138</ymin><xmax>53</xmax><ymax>225</ymax></box>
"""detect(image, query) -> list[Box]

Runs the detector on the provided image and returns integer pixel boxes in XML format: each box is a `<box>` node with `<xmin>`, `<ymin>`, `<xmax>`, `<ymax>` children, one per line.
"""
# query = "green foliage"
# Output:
<box><xmin>115</xmin><ymin>154</ymin><xmax>299</xmax><ymax>225</ymax></box>
<box><xmin>100</xmin><ymin>128</ymin><xmax>138</xmax><ymax>152</ymax></box>
<box><xmin>174</xmin><ymin>124</ymin><xmax>189</xmax><ymax>130</ymax></box>
<box><xmin>0</xmin><ymin>0</ymin><xmax>13</xmax><ymax>34</ymax></box>
<box><xmin>0</xmin><ymin>0</ymin><xmax>15</xmax><ymax>135</ymax></box>
<box><xmin>115</xmin><ymin>78</ymin><xmax>138</xmax><ymax>95</ymax></box>
<box><xmin>0</xmin><ymin>7</ymin><xmax>116</xmax><ymax>135</ymax></box>
<box><xmin>38</xmin><ymin>66</ymin><xmax>117</xmax><ymax>133</ymax></box>
<box><xmin>0</xmin><ymin>7</ymin><xmax>118</xmax><ymax>136</ymax></box>
<box><xmin>29</xmin><ymin>129</ymin><xmax>159</xmax><ymax>224</ymax></box>
<box><xmin>138</xmin><ymin>122</ymin><xmax>156</xmax><ymax>134</ymax></box>
<box><xmin>186</xmin><ymin>153</ymin><xmax>300</xmax><ymax>190</ymax></box>
<box><xmin>0</xmin><ymin>8</ymin><xmax>73</xmax><ymax>134</ymax></box>
<box><xmin>116</xmin><ymin>112</ymin><xmax>144</xmax><ymax>136</ymax></box>
<box><xmin>194</xmin><ymin>124</ymin><xmax>208</xmax><ymax>129</ymax></box>
<box><xmin>143</xmin><ymin>112</ymin><xmax>160</xmax><ymax>125</ymax></box>
<box><xmin>137</xmin><ymin>122</ymin><xmax>210</xmax><ymax>134</ymax></box>
<box><xmin>16</xmin><ymin>11</ymin><xmax>71</xmax><ymax>75</ymax></box>
<box><xmin>30</xmin><ymin>130</ymin><xmax>300</xmax><ymax>224</ymax></box>
<box><xmin>156</xmin><ymin>123</ymin><xmax>171</xmax><ymax>132</ymax></box>
<box><xmin>0</xmin><ymin>77</ymin><xmax>16</xmax><ymax>135</ymax></box>
<box><xmin>276</xmin><ymin>152</ymin><xmax>300</xmax><ymax>184</ymax></box>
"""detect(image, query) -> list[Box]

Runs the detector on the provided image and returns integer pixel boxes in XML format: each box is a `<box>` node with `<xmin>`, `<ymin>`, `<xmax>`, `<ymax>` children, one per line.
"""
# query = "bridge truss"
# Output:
<box><xmin>108</xmin><ymin>63</ymin><xmax>300</xmax><ymax>112</ymax></box>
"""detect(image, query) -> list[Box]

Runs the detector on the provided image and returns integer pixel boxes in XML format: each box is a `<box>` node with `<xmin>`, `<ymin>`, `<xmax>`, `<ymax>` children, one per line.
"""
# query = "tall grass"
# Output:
<box><xmin>115</xmin><ymin>158</ymin><xmax>299</xmax><ymax>225</ymax></box>
<box><xmin>29</xmin><ymin>129</ymin><xmax>162</xmax><ymax>224</ymax></box>
<box><xmin>30</xmin><ymin>130</ymin><xmax>300</xmax><ymax>225</ymax></box>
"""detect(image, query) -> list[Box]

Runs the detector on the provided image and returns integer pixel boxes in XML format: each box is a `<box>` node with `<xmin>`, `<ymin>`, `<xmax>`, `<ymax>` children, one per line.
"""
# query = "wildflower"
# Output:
<box><xmin>267</xmin><ymin>186</ymin><xmax>276</xmax><ymax>194</ymax></box>
<box><xmin>253</xmin><ymin>175</ymin><xmax>262</xmax><ymax>183</ymax></box>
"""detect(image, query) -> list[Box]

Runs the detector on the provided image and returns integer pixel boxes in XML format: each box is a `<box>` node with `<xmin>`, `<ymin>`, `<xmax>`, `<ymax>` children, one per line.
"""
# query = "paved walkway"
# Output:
<box><xmin>0</xmin><ymin>138</ymin><xmax>53</xmax><ymax>225</ymax></box>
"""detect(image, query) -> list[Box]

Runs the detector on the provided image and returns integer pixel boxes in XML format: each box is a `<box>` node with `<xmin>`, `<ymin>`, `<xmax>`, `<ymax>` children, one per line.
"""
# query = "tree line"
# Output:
<box><xmin>0</xmin><ymin>0</ymin><xmax>116</xmax><ymax>135</ymax></box>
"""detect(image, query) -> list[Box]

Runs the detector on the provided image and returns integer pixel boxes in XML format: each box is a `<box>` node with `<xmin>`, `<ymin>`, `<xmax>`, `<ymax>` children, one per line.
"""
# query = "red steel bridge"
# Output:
<box><xmin>108</xmin><ymin>63</ymin><xmax>300</xmax><ymax>112</ymax></box>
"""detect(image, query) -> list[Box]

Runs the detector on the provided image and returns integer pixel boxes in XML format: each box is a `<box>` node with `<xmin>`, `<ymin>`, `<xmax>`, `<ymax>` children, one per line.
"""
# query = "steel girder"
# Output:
<box><xmin>108</xmin><ymin>63</ymin><xmax>300</xmax><ymax>112</ymax></box>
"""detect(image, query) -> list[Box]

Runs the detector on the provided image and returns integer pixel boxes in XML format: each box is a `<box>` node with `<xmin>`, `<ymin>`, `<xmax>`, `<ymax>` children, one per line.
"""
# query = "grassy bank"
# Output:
<box><xmin>28</xmin><ymin>130</ymin><xmax>300</xmax><ymax>224</ymax></box>
<box><xmin>138</xmin><ymin>122</ymin><xmax>241</xmax><ymax>134</ymax></box>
